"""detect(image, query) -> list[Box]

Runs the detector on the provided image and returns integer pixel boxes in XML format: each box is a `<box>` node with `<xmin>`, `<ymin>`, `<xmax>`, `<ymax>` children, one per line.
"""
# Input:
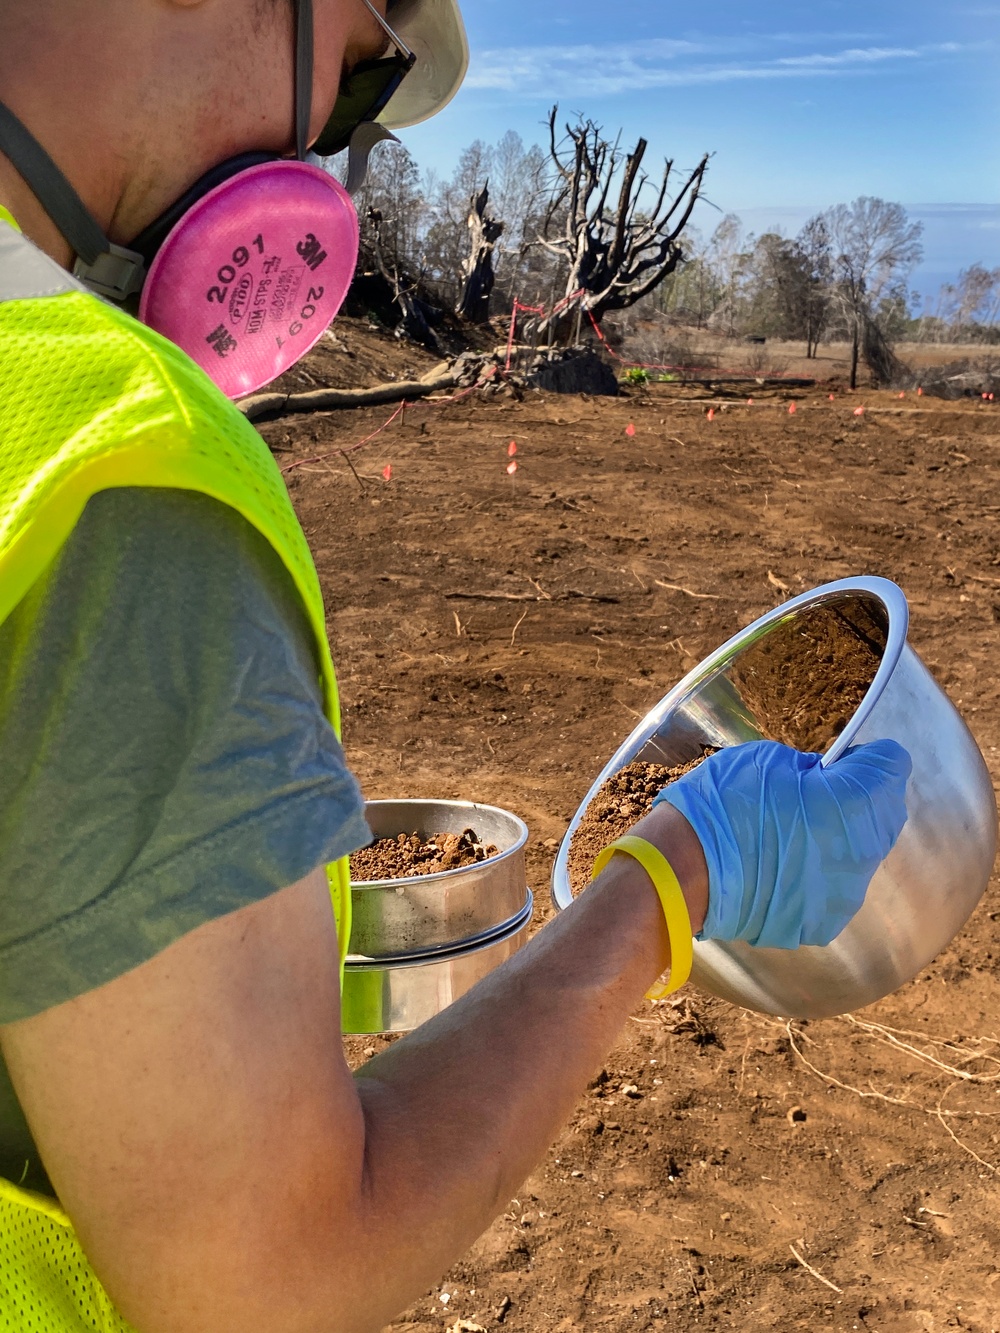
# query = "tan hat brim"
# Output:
<box><xmin>377</xmin><ymin>0</ymin><xmax>469</xmax><ymax>129</ymax></box>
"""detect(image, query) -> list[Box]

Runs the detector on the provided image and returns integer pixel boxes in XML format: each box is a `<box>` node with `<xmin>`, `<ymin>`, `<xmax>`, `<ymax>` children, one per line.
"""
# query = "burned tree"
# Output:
<box><xmin>456</xmin><ymin>183</ymin><xmax>504</xmax><ymax>324</ymax></box>
<box><xmin>822</xmin><ymin>197</ymin><xmax>923</xmax><ymax>389</ymax></box>
<box><xmin>535</xmin><ymin>108</ymin><xmax>709</xmax><ymax>341</ymax></box>
<box><xmin>365</xmin><ymin>208</ymin><xmax>438</xmax><ymax>350</ymax></box>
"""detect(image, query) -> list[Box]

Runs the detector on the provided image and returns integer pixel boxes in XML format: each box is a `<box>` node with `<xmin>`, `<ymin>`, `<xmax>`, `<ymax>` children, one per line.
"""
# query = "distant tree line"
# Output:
<box><xmin>649</xmin><ymin>208</ymin><xmax>999</xmax><ymax>351</ymax></box>
<box><xmin>647</xmin><ymin>201</ymin><xmax>929</xmax><ymax>386</ymax></box>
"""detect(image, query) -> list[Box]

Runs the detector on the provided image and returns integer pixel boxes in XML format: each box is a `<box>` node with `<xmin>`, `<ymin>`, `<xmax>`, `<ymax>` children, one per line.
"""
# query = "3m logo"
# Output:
<box><xmin>206</xmin><ymin>324</ymin><xmax>238</xmax><ymax>358</ymax></box>
<box><xmin>296</xmin><ymin>233</ymin><xmax>327</xmax><ymax>272</ymax></box>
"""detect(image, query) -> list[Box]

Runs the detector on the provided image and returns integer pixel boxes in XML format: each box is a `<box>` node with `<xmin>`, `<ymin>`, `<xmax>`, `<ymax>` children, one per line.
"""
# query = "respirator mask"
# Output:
<box><xmin>0</xmin><ymin>0</ymin><xmax>427</xmax><ymax>399</ymax></box>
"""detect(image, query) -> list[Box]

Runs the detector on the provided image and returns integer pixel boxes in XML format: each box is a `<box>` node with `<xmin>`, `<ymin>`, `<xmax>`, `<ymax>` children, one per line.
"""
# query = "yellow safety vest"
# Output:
<box><xmin>0</xmin><ymin>211</ymin><xmax>351</xmax><ymax>1329</ymax></box>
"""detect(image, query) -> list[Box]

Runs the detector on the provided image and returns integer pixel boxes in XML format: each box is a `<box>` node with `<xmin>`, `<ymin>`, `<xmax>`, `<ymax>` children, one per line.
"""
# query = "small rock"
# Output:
<box><xmin>621</xmin><ymin>1084</ymin><xmax>641</xmax><ymax>1099</ymax></box>
<box><xmin>721</xmin><ymin>1211</ymin><xmax>732</xmax><ymax>1222</ymax></box>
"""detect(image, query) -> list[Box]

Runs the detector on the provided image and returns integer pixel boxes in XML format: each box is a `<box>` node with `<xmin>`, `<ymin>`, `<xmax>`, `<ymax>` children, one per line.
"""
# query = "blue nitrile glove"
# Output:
<box><xmin>653</xmin><ymin>740</ymin><xmax>911</xmax><ymax>949</ymax></box>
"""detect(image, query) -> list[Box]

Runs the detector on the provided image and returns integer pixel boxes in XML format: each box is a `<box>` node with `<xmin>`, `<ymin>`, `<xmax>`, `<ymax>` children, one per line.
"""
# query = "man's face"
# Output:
<box><xmin>311</xmin><ymin>0</ymin><xmax>392</xmax><ymax>147</ymax></box>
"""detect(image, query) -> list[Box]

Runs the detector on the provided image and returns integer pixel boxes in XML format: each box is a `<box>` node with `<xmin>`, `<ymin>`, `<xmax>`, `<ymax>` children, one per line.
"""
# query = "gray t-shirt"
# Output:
<box><xmin>0</xmin><ymin>487</ymin><xmax>369</xmax><ymax>1190</ymax></box>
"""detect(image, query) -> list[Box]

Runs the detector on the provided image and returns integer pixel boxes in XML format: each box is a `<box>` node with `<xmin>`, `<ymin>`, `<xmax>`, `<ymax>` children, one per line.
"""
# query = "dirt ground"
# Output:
<box><xmin>259</xmin><ymin>325</ymin><xmax>1000</xmax><ymax>1333</ymax></box>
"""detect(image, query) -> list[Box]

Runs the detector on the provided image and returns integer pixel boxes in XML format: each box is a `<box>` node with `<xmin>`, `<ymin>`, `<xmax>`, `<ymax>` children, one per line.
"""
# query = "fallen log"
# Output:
<box><xmin>238</xmin><ymin>368</ymin><xmax>461</xmax><ymax>423</ymax></box>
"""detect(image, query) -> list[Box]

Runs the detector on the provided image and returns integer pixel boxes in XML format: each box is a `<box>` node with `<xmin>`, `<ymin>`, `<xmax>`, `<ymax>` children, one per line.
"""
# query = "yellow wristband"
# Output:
<box><xmin>591</xmin><ymin>835</ymin><xmax>694</xmax><ymax>1000</ymax></box>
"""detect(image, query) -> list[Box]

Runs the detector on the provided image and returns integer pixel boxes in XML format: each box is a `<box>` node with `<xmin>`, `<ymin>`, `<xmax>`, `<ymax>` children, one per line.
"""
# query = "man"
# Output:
<box><xmin>0</xmin><ymin>2</ymin><xmax>909</xmax><ymax>1330</ymax></box>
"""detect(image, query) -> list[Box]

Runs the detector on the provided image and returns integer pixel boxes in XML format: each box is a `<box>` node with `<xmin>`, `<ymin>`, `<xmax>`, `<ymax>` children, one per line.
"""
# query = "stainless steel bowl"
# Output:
<box><xmin>342</xmin><ymin>895</ymin><xmax>534</xmax><ymax>1034</ymax></box>
<box><xmin>350</xmin><ymin>799</ymin><xmax>529</xmax><ymax>959</ymax></box>
<box><xmin>552</xmin><ymin>577</ymin><xmax>998</xmax><ymax>1019</ymax></box>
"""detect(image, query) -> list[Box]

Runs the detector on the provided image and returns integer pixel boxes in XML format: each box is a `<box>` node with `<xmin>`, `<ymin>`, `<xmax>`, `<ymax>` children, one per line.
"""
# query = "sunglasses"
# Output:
<box><xmin>313</xmin><ymin>2</ymin><xmax>416</xmax><ymax>157</ymax></box>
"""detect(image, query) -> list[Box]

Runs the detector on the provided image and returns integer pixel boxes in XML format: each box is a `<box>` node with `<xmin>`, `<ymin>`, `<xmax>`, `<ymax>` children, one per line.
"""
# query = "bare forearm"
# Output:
<box><xmin>4</xmin><ymin>810</ymin><xmax>704</xmax><ymax>1333</ymax></box>
<box><xmin>341</xmin><ymin>805</ymin><xmax>707</xmax><ymax>1331</ymax></box>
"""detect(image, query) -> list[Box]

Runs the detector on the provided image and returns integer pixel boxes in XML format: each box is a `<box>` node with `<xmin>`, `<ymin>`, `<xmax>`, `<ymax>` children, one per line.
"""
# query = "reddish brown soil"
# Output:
<box><xmin>350</xmin><ymin>828</ymin><xmax>498</xmax><ymax>881</ymax></box>
<box><xmin>261</xmin><ymin>327</ymin><xmax>1000</xmax><ymax>1333</ymax></box>
<box><xmin>568</xmin><ymin>758</ymin><xmax>714</xmax><ymax>897</ymax></box>
<box><xmin>731</xmin><ymin>600</ymin><xmax>886</xmax><ymax>752</ymax></box>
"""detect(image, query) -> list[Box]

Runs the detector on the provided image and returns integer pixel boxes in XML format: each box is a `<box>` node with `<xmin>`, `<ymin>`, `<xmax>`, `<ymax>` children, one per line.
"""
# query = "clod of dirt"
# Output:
<box><xmin>567</xmin><ymin>754</ymin><xmax>715</xmax><ymax>895</ymax></box>
<box><xmin>350</xmin><ymin>828</ymin><xmax>499</xmax><ymax>881</ymax></box>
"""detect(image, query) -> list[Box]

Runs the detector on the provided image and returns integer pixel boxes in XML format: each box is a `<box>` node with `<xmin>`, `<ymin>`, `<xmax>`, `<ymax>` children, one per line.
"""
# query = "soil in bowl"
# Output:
<box><xmin>729</xmin><ymin>598</ymin><xmax>887</xmax><ymax>752</ymax></box>
<box><xmin>350</xmin><ymin>828</ymin><xmax>499</xmax><ymax>882</ymax></box>
<box><xmin>568</xmin><ymin>755</ymin><xmax>715</xmax><ymax>896</ymax></box>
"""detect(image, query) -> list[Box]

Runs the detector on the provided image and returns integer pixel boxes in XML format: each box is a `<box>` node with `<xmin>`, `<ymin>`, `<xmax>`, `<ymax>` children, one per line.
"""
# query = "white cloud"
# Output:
<box><xmin>775</xmin><ymin>47</ymin><xmax>919</xmax><ymax>68</ymax></box>
<box><xmin>465</xmin><ymin>37</ymin><xmax>977</xmax><ymax>98</ymax></box>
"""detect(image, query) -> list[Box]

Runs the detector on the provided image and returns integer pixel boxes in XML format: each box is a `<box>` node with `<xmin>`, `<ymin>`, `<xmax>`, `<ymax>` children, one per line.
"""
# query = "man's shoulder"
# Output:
<box><xmin>0</xmin><ymin>221</ymin><xmax>87</xmax><ymax>304</ymax></box>
<box><xmin>0</xmin><ymin>224</ymin><xmax>247</xmax><ymax>440</ymax></box>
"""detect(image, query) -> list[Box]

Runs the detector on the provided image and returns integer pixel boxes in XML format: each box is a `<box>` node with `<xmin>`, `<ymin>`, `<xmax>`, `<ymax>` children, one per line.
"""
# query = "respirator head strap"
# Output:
<box><xmin>0</xmin><ymin>99</ymin><xmax>145</xmax><ymax>301</ymax></box>
<box><xmin>295</xmin><ymin>0</ymin><xmax>314</xmax><ymax>162</ymax></box>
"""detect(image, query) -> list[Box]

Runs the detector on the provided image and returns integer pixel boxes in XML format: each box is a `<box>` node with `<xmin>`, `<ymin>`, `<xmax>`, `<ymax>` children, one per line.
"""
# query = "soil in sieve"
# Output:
<box><xmin>350</xmin><ymin>828</ymin><xmax>499</xmax><ymax>882</ymax></box>
<box><xmin>567</xmin><ymin>754</ymin><xmax>715</xmax><ymax>896</ymax></box>
<box><xmin>730</xmin><ymin>600</ymin><xmax>886</xmax><ymax>752</ymax></box>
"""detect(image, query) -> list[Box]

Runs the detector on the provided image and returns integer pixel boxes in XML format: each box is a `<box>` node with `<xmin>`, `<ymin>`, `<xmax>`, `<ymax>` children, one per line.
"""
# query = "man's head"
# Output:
<box><xmin>0</xmin><ymin>0</ymin><xmax>465</xmax><ymax>257</ymax></box>
<box><xmin>0</xmin><ymin>0</ymin><xmax>465</xmax><ymax>394</ymax></box>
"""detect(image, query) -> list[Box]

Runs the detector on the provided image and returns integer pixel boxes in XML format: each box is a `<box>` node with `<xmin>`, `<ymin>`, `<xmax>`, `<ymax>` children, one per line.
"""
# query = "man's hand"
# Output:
<box><xmin>653</xmin><ymin>739</ymin><xmax>912</xmax><ymax>948</ymax></box>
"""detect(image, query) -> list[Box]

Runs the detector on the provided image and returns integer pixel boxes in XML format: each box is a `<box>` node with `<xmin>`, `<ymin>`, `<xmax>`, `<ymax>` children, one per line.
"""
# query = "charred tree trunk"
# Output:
<box><xmin>862</xmin><ymin>312</ymin><xmax>907</xmax><ymax>387</ymax></box>
<box><xmin>456</xmin><ymin>184</ymin><xmax>504</xmax><ymax>324</ymax></box>
<box><xmin>850</xmin><ymin>320</ymin><xmax>861</xmax><ymax>390</ymax></box>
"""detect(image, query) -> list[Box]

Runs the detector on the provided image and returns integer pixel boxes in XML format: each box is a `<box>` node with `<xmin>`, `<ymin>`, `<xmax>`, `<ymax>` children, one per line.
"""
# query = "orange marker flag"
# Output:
<box><xmin>828</xmin><ymin>393</ymin><xmax>835</xmax><ymax>401</ymax></box>
<box><xmin>853</xmin><ymin>406</ymin><xmax>866</xmax><ymax>417</ymax></box>
<box><xmin>707</xmin><ymin>408</ymin><xmax>715</xmax><ymax>421</ymax></box>
<box><xmin>507</xmin><ymin>460</ymin><xmax>518</xmax><ymax>476</ymax></box>
<box><xmin>508</xmin><ymin>440</ymin><xmax>518</xmax><ymax>456</ymax></box>
<box><xmin>917</xmin><ymin>386</ymin><xmax>924</xmax><ymax>396</ymax></box>
<box><xmin>747</xmin><ymin>397</ymin><xmax>754</xmax><ymax>406</ymax></box>
<box><xmin>899</xmin><ymin>392</ymin><xmax>906</xmax><ymax>399</ymax></box>
<box><xmin>382</xmin><ymin>464</ymin><xmax>392</xmax><ymax>481</ymax></box>
<box><xmin>788</xmin><ymin>402</ymin><xmax>797</xmax><ymax>415</ymax></box>
<box><xmin>625</xmin><ymin>422</ymin><xmax>636</xmax><ymax>437</ymax></box>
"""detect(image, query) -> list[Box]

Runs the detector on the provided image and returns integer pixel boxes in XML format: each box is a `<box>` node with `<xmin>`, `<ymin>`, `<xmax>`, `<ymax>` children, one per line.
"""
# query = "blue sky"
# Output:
<box><xmin>398</xmin><ymin>0</ymin><xmax>1000</xmax><ymax>296</ymax></box>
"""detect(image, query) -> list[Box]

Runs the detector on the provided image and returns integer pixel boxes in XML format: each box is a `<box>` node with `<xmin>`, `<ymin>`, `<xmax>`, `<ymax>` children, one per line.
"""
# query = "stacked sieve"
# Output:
<box><xmin>342</xmin><ymin>799</ymin><xmax>532</xmax><ymax>1034</ymax></box>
